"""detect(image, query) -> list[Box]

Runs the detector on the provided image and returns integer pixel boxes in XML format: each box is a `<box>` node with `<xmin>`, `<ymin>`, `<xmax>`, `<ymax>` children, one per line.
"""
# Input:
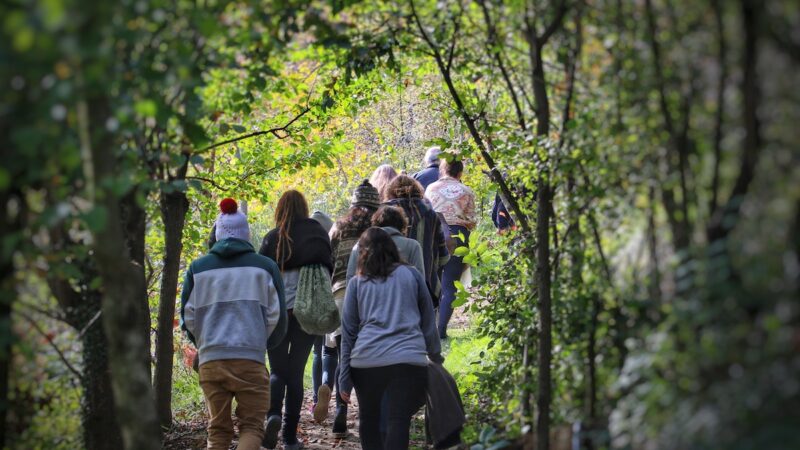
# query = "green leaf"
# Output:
<box><xmin>182</xmin><ymin>120</ymin><xmax>210</xmax><ymax>147</ymax></box>
<box><xmin>134</xmin><ymin>99</ymin><xmax>158</xmax><ymax>118</ymax></box>
<box><xmin>232</xmin><ymin>125</ymin><xmax>246</xmax><ymax>133</ymax></box>
<box><xmin>454</xmin><ymin>246</ymin><xmax>470</xmax><ymax>257</ymax></box>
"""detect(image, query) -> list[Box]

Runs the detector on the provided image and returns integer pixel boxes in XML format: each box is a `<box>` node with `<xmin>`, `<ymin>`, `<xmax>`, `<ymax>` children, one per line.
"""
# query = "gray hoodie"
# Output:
<box><xmin>338</xmin><ymin>265</ymin><xmax>441</xmax><ymax>394</ymax></box>
<box><xmin>345</xmin><ymin>226</ymin><xmax>425</xmax><ymax>286</ymax></box>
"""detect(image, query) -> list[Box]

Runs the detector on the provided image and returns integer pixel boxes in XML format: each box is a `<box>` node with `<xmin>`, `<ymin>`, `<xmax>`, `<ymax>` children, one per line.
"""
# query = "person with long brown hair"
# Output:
<box><xmin>338</xmin><ymin>227</ymin><xmax>442</xmax><ymax>450</ymax></box>
<box><xmin>259</xmin><ymin>190</ymin><xmax>333</xmax><ymax>450</ymax></box>
<box><xmin>314</xmin><ymin>180</ymin><xmax>380</xmax><ymax>436</ymax></box>
<box><xmin>383</xmin><ymin>175</ymin><xmax>450</xmax><ymax>307</ymax></box>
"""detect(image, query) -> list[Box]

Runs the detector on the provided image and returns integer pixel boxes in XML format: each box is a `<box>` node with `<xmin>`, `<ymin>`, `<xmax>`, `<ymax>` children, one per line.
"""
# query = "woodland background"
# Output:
<box><xmin>1</xmin><ymin>0</ymin><xmax>798</xmax><ymax>449</ymax></box>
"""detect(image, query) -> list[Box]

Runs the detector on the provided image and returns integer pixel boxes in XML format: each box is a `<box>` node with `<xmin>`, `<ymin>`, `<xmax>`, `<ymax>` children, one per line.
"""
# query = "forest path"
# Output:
<box><xmin>165</xmin><ymin>309</ymin><xmax>470</xmax><ymax>449</ymax></box>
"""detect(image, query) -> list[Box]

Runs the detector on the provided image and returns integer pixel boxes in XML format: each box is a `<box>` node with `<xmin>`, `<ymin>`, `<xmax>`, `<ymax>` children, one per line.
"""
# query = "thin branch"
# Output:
<box><xmin>709</xmin><ymin>0</ymin><xmax>727</xmax><ymax>215</ymax></box>
<box><xmin>18</xmin><ymin>310</ymin><xmax>83</xmax><ymax>382</ymax></box>
<box><xmin>478</xmin><ymin>0</ymin><xmax>528</xmax><ymax>131</ymax></box>
<box><xmin>199</xmin><ymin>106</ymin><xmax>311</xmax><ymax>153</ymax></box>
<box><xmin>539</xmin><ymin>0</ymin><xmax>569</xmax><ymax>45</ymax></box>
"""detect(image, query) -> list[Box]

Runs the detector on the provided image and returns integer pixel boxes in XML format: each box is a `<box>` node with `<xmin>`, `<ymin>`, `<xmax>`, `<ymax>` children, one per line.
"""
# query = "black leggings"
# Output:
<box><xmin>267</xmin><ymin>315</ymin><xmax>316</xmax><ymax>444</ymax></box>
<box><xmin>351</xmin><ymin>364</ymin><xmax>427</xmax><ymax>450</ymax></box>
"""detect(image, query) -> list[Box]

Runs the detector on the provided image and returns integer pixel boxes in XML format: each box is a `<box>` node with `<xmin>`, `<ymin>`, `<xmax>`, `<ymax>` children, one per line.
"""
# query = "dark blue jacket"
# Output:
<box><xmin>413</xmin><ymin>164</ymin><xmax>440</xmax><ymax>191</ymax></box>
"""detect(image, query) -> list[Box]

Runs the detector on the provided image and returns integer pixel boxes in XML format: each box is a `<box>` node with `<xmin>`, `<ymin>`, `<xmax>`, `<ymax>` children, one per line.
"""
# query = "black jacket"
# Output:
<box><xmin>259</xmin><ymin>218</ymin><xmax>333</xmax><ymax>273</ymax></box>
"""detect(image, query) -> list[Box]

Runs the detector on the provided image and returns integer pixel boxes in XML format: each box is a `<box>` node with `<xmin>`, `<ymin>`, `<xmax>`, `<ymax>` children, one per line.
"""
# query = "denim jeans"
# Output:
<box><xmin>438</xmin><ymin>225</ymin><xmax>470</xmax><ymax>338</ymax></box>
<box><xmin>311</xmin><ymin>336</ymin><xmax>322</xmax><ymax>403</ymax></box>
<box><xmin>267</xmin><ymin>315</ymin><xmax>316</xmax><ymax>444</ymax></box>
<box><xmin>351</xmin><ymin>364</ymin><xmax>427</xmax><ymax>450</ymax></box>
<box><xmin>321</xmin><ymin>335</ymin><xmax>347</xmax><ymax>414</ymax></box>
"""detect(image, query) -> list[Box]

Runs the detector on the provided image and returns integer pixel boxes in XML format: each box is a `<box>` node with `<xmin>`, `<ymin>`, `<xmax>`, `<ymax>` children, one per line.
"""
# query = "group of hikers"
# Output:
<box><xmin>180</xmin><ymin>147</ymin><xmax>485</xmax><ymax>450</ymax></box>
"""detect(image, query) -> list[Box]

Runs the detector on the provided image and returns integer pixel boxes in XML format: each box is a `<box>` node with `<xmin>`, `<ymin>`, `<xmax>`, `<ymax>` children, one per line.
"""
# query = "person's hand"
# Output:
<box><xmin>340</xmin><ymin>391</ymin><xmax>351</xmax><ymax>404</ymax></box>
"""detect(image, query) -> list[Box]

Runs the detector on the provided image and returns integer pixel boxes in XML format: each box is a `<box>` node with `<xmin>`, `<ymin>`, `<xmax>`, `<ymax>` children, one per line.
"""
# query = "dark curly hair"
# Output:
<box><xmin>371</xmin><ymin>206</ymin><xmax>408</xmax><ymax>234</ymax></box>
<box><xmin>356</xmin><ymin>227</ymin><xmax>402</xmax><ymax>281</ymax></box>
<box><xmin>333</xmin><ymin>206</ymin><xmax>374</xmax><ymax>240</ymax></box>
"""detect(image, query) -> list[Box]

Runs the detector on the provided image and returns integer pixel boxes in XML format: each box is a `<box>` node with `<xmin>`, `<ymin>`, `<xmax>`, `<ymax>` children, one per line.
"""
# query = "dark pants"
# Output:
<box><xmin>352</xmin><ymin>364</ymin><xmax>427</xmax><ymax>450</ymax></box>
<box><xmin>267</xmin><ymin>315</ymin><xmax>316</xmax><ymax>444</ymax></box>
<box><xmin>438</xmin><ymin>225</ymin><xmax>470</xmax><ymax>338</ymax></box>
<box><xmin>322</xmin><ymin>335</ymin><xmax>347</xmax><ymax>414</ymax></box>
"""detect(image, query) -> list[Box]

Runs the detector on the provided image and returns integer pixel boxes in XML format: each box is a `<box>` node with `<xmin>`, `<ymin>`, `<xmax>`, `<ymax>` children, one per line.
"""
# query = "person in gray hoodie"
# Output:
<box><xmin>339</xmin><ymin>227</ymin><xmax>442</xmax><ymax>450</ymax></box>
<box><xmin>345</xmin><ymin>205</ymin><xmax>425</xmax><ymax>285</ymax></box>
<box><xmin>180</xmin><ymin>198</ymin><xmax>287</xmax><ymax>450</ymax></box>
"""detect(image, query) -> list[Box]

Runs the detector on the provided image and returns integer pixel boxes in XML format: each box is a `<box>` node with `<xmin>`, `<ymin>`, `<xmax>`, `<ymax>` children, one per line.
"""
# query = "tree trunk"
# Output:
<box><xmin>535</xmin><ymin>181</ymin><xmax>553</xmax><ymax>450</ymax></box>
<box><xmin>154</xmin><ymin>188</ymin><xmax>189</xmax><ymax>429</ymax></box>
<box><xmin>77</xmin><ymin>295</ymin><xmax>123</xmax><ymax>449</ymax></box>
<box><xmin>0</xmin><ymin>189</ymin><xmax>22</xmax><ymax>449</ymax></box>
<box><xmin>84</xmin><ymin>98</ymin><xmax>161</xmax><ymax>450</ymax></box>
<box><xmin>528</xmin><ymin>22</ymin><xmax>555</xmax><ymax>449</ymax></box>
<box><xmin>119</xmin><ymin>190</ymin><xmax>152</xmax><ymax>379</ymax></box>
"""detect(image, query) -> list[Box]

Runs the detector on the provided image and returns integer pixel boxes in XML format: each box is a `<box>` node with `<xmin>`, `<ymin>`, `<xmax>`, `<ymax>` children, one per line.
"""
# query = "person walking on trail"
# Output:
<box><xmin>308</xmin><ymin>211</ymin><xmax>333</xmax><ymax>422</ymax></box>
<box><xmin>315</xmin><ymin>180</ymin><xmax>380</xmax><ymax>435</ymax></box>
<box><xmin>412</xmin><ymin>146</ymin><xmax>442</xmax><ymax>191</ymax></box>
<box><xmin>383</xmin><ymin>175</ymin><xmax>450</xmax><ymax>307</ymax></box>
<box><xmin>259</xmin><ymin>191</ymin><xmax>333</xmax><ymax>450</ymax></box>
<box><xmin>180</xmin><ymin>198</ymin><xmax>287</xmax><ymax>450</ymax></box>
<box><xmin>345</xmin><ymin>205</ymin><xmax>425</xmax><ymax>286</ymax></box>
<box><xmin>369</xmin><ymin>164</ymin><xmax>398</xmax><ymax>201</ymax></box>
<box><xmin>338</xmin><ymin>227</ymin><xmax>443</xmax><ymax>450</ymax></box>
<box><xmin>425</xmin><ymin>159</ymin><xmax>477</xmax><ymax>339</ymax></box>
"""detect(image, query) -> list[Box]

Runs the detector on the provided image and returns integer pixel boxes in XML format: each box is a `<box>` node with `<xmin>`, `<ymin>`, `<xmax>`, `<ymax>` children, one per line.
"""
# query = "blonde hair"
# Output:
<box><xmin>369</xmin><ymin>164</ymin><xmax>398</xmax><ymax>201</ymax></box>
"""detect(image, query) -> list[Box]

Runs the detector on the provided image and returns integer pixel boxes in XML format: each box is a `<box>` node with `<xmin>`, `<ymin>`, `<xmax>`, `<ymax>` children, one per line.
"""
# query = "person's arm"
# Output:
<box><xmin>179</xmin><ymin>264</ymin><xmax>197</xmax><ymax>346</ymax></box>
<box><xmin>345</xmin><ymin>243</ymin><xmax>359</xmax><ymax>286</ymax></box>
<box><xmin>415</xmin><ymin>269</ymin><xmax>443</xmax><ymax>362</ymax></box>
<box><xmin>338</xmin><ymin>277</ymin><xmax>360</xmax><ymax>399</ymax></box>
<box><xmin>266</xmin><ymin>262</ymin><xmax>288</xmax><ymax>350</ymax></box>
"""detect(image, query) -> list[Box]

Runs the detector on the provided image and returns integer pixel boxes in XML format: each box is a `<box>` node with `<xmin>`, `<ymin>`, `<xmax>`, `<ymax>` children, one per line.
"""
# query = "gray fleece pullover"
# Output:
<box><xmin>338</xmin><ymin>265</ymin><xmax>441</xmax><ymax>394</ymax></box>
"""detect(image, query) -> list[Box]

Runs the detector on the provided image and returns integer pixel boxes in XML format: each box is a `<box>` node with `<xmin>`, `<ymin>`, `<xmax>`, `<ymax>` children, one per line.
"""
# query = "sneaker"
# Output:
<box><xmin>332</xmin><ymin>411</ymin><xmax>348</xmax><ymax>438</ymax></box>
<box><xmin>262</xmin><ymin>415</ymin><xmax>281</xmax><ymax>449</ymax></box>
<box><xmin>313</xmin><ymin>384</ymin><xmax>331</xmax><ymax>423</ymax></box>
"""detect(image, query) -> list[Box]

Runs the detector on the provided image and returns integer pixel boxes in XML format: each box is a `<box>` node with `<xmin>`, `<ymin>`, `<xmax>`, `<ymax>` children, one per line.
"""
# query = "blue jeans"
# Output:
<box><xmin>312</xmin><ymin>337</ymin><xmax>322</xmax><ymax>403</ymax></box>
<box><xmin>438</xmin><ymin>225</ymin><xmax>470</xmax><ymax>338</ymax></box>
<box><xmin>322</xmin><ymin>335</ymin><xmax>347</xmax><ymax>414</ymax></box>
<box><xmin>267</xmin><ymin>315</ymin><xmax>316</xmax><ymax>444</ymax></box>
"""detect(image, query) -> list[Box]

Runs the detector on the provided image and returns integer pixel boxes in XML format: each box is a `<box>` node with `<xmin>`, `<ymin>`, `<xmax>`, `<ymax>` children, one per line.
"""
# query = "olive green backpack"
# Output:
<box><xmin>294</xmin><ymin>264</ymin><xmax>340</xmax><ymax>335</ymax></box>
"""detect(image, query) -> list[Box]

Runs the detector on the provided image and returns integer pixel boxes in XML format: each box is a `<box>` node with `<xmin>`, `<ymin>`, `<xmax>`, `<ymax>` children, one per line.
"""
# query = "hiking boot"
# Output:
<box><xmin>332</xmin><ymin>411</ymin><xmax>348</xmax><ymax>438</ymax></box>
<box><xmin>262</xmin><ymin>415</ymin><xmax>281</xmax><ymax>449</ymax></box>
<box><xmin>313</xmin><ymin>384</ymin><xmax>331</xmax><ymax>423</ymax></box>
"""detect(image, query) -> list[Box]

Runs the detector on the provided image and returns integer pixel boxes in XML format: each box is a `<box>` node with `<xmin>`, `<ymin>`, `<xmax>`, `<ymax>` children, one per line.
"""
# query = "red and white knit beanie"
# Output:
<box><xmin>215</xmin><ymin>198</ymin><xmax>250</xmax><ymax>242</ymax></box>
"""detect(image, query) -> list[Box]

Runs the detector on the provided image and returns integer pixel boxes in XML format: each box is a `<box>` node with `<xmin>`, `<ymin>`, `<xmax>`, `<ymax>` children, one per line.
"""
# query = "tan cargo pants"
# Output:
<box><xmin>199</xmin><ymin>359</ymin><xmax>269</xmax><ymax>450</ymax></box>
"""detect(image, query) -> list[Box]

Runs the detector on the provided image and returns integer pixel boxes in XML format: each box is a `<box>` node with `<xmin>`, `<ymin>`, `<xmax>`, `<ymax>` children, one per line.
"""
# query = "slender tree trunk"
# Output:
<box><xmin>77</xmin><ymin>295</ymin><xmax>123</xmax><ymax>449</ymax></box>
<box><xmin>535</xmin><ymin>181</ymin><xmax>552</xmax><ymax>450</ymax></box>
<box><xmin>83</xmin><ymin>98</ymin><xmax>160</xmax><ymax>450</ymax></box>
<box><xmin>120</xmin><ymin>190</ymin><xmax>152</xmax><ymax>379</ymax></box>
<box><xmin>0</xmin><ymin>190</ymin><xmax>22</xmax><ymax>449</ymax></box>
<box><xmin>154</xmin><ymin>187</ymin><xmax>189</xmax><ymax>429</ymax></box>
<box><xmin>648</xmin><ymin>185</ymin><xmax>662</xmax><ymax>303</ymax></box>
<box><xmin>528</xmin><ymin>23</ymin><xmax>556</xmax><ymax>450</ymax></box>
<box><xmin>587</xmin><ymin>293</ymin><xmax>599</xmax><ymax>422</ymax></box>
